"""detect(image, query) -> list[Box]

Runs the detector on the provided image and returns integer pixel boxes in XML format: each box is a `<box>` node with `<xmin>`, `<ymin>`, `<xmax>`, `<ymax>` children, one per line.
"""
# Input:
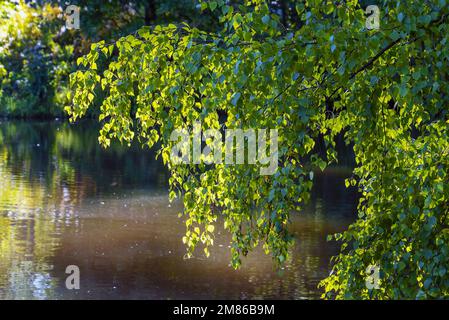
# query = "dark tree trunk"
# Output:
<box><xmin>144</xmin><ymin>0</ymin><xmax>156</xmax><ymax>25</ymax></box>
<box><xmin>289</xmin><ymin>2</ymin><xmax>300</xmax><ymax>27</ymax></box>
<box><xmin>279</xmin><ymin>0</ymin><xmax>289</xmax><ymax>27</ymax></box>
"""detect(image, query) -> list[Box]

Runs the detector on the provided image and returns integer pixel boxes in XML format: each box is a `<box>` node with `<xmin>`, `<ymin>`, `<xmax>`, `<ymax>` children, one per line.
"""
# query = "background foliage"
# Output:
<box><xmin>0</xmin><ymin>0</ymin><xmax>219</xmax><ymax>117</ymax></box>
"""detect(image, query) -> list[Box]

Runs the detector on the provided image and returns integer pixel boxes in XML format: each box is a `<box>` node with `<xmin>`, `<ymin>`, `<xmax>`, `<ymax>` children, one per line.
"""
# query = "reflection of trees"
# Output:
<box><xmin>0</xmin><ymin>120</ymin><xmax>167</xmax><ymax>299</ymax></box>
<box><xmin>0</xmin><ymin>132</ymin><xmax>74</xmax><ymax>299</ymax></box>
<box><xmin>0</xmin><ymin>121</ymin><xmax>167</xmax><ymax>192</ymax></box>
<box><xmin>0</xmin><ymin>215</ymin><xmax>59</xmax><ymax>299</ymax></box>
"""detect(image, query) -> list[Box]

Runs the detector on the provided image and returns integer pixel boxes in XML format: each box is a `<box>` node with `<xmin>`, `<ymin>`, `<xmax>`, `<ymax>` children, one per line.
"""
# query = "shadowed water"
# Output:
<box><xmin>0</xmin><ymin>120</ymin><xmax>357</xmax><ymax>300</ymax></box>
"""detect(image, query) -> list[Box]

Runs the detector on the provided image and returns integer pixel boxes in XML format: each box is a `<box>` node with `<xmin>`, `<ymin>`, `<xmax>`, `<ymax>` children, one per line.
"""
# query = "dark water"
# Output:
<box><xmin>0</xmin><ymin>120</ymin><xmax>357</xmax><ymax>300</ymax></box>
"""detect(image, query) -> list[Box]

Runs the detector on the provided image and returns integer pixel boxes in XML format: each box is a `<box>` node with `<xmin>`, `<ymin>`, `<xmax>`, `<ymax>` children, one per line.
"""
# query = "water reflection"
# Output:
<box><xmin>0</xmin><ymin>120</ymin><xmax>357</xmax><ymax>300</ymax></box>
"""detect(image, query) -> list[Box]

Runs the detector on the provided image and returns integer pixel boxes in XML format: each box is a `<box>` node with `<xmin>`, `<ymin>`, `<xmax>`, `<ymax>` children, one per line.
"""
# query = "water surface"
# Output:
<box><xmin>0</xmin><ymin>120</ymin><xmax>357</xmax><ymax>299</ymax></box>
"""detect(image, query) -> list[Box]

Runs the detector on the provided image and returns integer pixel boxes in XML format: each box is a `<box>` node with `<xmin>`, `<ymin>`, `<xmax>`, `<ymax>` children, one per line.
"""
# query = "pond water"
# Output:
<box><xmin>0</xmin><ymin>120</ymin><xmax>357</xmax><ymax>300</ymax></box>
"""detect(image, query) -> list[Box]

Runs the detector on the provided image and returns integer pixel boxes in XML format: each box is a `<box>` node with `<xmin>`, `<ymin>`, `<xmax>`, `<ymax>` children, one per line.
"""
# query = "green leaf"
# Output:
<box><xmin>231</xmin><ymin>92</ymin><xmax>241</xmax><ymax>106</ymax></box>
<box><xmin>262</xmin><ymin>15</ymin><xmax>270</xmax><ymax>24</ymax></box>
<box><xmin>209</xmin><ymin>1</ymin><xmax>217</xmax><ymax>11</ymax></box>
